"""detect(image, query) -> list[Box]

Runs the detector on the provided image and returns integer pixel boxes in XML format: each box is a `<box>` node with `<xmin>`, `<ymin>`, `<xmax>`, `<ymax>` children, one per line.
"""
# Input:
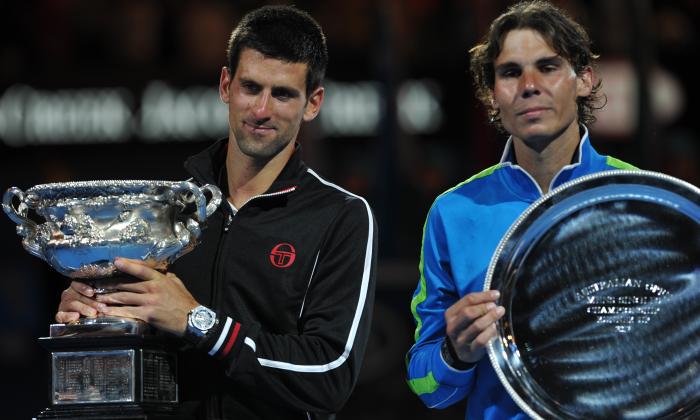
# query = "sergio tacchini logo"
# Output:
<box><xmin>269</xmin><ymin>243</ymin><xmax>296</xmax><ymax>268</ymax></box>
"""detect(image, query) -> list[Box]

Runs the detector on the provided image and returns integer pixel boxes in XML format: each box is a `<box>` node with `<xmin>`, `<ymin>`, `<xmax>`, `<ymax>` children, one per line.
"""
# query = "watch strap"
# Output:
<box><xmin>441</xmin><ymin>337</ymin><xmax>477</xmax><ymax>371</ymax></box>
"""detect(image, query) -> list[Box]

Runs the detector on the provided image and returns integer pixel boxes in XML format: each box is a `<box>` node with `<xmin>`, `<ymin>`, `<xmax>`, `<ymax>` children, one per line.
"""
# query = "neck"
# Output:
<box><xmin>512</xmin><ymin>123</ymin><xmax>582</xmax><ymax>193</ymax></box>
<box><xmin>225</xmin><ymin>139</ymin><xmax>295</xmax><ymax>208</ymax></box>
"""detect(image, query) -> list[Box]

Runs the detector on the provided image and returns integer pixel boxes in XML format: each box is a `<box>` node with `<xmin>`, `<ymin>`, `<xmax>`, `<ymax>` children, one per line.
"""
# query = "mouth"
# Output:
<box><xmin>516</xmin><ymin>107</ymin><xmax>550</xmax><ymax>118</ymax></box>
<box><xmin>243</xmin><ymin>121</ymin><xmax>275</xmax><ymax>134</ymax></box>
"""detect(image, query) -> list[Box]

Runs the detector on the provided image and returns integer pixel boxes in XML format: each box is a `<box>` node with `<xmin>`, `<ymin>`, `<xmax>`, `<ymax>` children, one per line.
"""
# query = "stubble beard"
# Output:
<box><xmin>233</xmin><ymin>126</ymin><xmax>293</xmax><ymax>167</ymax></box>
<box><xmin>513</xmin><ymin>115</ymin><xmax>575</xmax><ymax>154</ymax></box>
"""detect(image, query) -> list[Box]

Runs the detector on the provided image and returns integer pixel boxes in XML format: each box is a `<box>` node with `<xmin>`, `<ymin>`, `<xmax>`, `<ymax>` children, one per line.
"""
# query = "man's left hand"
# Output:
<box><xmin>95</xmin><ymin>257</ymin><xmax>199</xmax><ymax>336</ymax></box>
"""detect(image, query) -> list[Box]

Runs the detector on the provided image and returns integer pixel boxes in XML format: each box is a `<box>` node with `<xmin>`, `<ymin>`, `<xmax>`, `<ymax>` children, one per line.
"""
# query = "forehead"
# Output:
<box><xmin>234</xmin><ymin>48</ymin><xmax>308</xmax><ymax>91</ymax></box>
<box><xmin>495</xmin><ymin>28</ymin><xmax>558</xmax><ymax>65</ymax></box>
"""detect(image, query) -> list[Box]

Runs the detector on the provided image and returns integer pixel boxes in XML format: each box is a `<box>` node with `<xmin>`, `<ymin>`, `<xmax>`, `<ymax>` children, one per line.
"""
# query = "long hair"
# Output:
<box><xmin>470</xmin><ymin>0</ymin><xmax>603</xmax><ymax>129</ymax></box>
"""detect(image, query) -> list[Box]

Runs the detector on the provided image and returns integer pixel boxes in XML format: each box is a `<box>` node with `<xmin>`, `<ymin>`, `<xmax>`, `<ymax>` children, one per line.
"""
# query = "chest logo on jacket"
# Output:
<box><xmin>269</xmin><ymin>243</ymin><xmax>296</xmax><ymax>268</ymax></box>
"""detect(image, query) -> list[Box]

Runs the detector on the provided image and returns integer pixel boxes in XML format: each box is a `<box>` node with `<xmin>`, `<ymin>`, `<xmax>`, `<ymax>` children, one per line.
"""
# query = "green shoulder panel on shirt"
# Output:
<box><xmin>407</xmin><ymin>372</ymin><xmax>440</xmax><ymax>395</ymax></box>
<box><xmin>606</xmin><ymin>156</ymin><xmax>638</xmax><ymax>170</ymax></box>
<box><xmin>410</xmin><ymin>163</ymin><xmax>505</xmax><ymax>343</ymax></box>
<box><xmin>453</xmin><ymin>162</ymin><xmax>506</xmax><ymax>191</ymax></box>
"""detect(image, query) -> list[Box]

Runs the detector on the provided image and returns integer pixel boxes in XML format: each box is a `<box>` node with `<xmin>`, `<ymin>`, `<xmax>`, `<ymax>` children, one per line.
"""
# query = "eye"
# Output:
<box><xmin>272</xmin><ymin>88</ymin><xmax>299</xmax><ymax>101</ymax></box>
<box><xmin>497</xmin><ymin>66</ymin><xmax>521</xmax><ymax>78</ymax></box>
<box><xmin>537</xmin><ymin>57</ymin><xmax>563</xmax><ymax>73</ymax></box>
<box><xmin>241</xmin><ymin>81</ymin><xmax>261</xmax><ymax>94</ymax></box>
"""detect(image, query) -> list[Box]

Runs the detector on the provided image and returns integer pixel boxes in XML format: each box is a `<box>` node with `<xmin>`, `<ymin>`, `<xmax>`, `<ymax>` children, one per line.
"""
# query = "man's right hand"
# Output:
<box><xmin>444</xmin><ymin>290</ymin><xmax>505</xmax><ymax>364</ymax></box>
<box><xmin>55</xmin><ymin>281</ymin><xmax>107</xmax><ymax>323</ymax></box>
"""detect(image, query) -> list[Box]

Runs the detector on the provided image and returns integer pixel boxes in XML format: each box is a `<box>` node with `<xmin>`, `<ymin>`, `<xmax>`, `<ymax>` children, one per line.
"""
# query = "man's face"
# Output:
<box><xmin>492</xmin><ymin>29</ymin><xmax>592</xmax><ymax>151</ymax></box>
<box><xmin>219</xmin><ymin>48</ymin><xmax>324</xmax><ymax>162</ymax></box>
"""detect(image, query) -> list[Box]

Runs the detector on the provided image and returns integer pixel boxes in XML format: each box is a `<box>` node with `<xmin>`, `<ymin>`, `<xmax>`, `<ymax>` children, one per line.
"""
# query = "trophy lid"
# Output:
<box><xmin>485</xmin><ymin>170</ymin><xmax>700</xmax><ymax>419</ymax></box>
<box><xmin>24</xmin><ymin>180</ymin><xmax>182</xmax><ymax>203</ymax></box>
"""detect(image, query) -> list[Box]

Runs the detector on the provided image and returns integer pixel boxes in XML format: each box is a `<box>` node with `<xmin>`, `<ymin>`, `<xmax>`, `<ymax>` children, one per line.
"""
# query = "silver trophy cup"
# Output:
<box><xmin>3</xmin><ymin>180</ymin><xmax>222</xmax><ymax>418</ymax></box>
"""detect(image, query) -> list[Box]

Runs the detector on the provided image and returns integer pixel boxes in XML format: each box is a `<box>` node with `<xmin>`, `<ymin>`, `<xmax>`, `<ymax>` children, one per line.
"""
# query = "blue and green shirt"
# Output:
<box><xmin>407</xmin><ymin>127</ymin><xmax>636</xmax><ymax>419</ymax></box>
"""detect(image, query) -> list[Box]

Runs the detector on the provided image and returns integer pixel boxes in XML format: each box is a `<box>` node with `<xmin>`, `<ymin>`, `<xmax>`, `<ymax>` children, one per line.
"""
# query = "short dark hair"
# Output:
<box><xmin>469</xmin><ymin>0</ymin><xmax>603</xmax><ymax>129</ymax></box>
<box><xmin>226</xmin><ymin>5</ymin><xmax>328</xmax><ymax>98</ymax></box>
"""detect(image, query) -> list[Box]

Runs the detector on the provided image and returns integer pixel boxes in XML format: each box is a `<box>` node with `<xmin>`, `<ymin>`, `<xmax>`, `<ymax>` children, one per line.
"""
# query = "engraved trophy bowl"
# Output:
<box><xmin>2</xmin><ymin>180</ymin><xmax>222</xmax><ymax>416</ymax></box>
<box><xmin>485</xmin><ymin>170</ymin><xmax>700</xmax><ymax>419</ymax></box>
<box><xmin>3</xmin><ymin>179</ymin><xmax>222</xmax><ymax>279</ymax></box>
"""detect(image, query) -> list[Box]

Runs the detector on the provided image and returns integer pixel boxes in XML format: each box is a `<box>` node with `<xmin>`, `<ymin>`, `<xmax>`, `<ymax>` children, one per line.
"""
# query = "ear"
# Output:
<box><xmin>303</xmin><ymin>86</ymin><xmax>325</xmax><ymax>122</ymax></box>
<box><xmin>576</xmin><ymin>66</ymin><xmax>593</xmax><ymax>97</ymax></box>
<box><xmin>219</xmin><ymin>66</ymin><xmax>232</xmax><ymax>104</ymax></box>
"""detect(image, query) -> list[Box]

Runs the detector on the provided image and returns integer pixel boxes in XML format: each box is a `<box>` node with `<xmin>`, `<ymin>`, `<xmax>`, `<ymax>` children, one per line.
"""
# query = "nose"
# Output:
<box><xmin>251</xmin><ymin>92</ymin><xmax>272</xmax><ymax>120</ymax></box>
<box><xmin>520</xmin><ymin>69</ymin><xmax>541</xmax><ymax>98</ymax></box>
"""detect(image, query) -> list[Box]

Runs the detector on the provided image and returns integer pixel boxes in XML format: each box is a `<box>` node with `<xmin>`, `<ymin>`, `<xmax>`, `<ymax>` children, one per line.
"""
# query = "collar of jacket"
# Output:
<box><xmin>496</xmin><ymin>125</ymin><xmax>609</xmax><ymax>199</ymax></box>
<box><xmin>183</xmin><ymin>138</ymin><xmax>307</xmax><ymax>197</ymax></box>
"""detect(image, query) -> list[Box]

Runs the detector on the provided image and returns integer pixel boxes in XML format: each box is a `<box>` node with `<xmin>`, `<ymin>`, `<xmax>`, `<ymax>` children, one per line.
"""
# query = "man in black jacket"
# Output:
<box><xmin>56</xmin><ymin>6</ymin><xmax>377</xmax><ymax>419</ymax></box>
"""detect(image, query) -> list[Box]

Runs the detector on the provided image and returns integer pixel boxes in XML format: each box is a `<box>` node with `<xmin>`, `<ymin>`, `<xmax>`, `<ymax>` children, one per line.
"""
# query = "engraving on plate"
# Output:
<box><xmin>576</xmin><ymin>278</ymin><xmax>669</xmax><ymax>332</ymax></box>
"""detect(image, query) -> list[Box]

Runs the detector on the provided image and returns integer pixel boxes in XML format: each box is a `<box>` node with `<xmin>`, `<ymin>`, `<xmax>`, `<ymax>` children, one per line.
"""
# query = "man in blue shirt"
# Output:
<box><xmin>406</xmin><ymin>1</ymin><xmax>635</xmax><ymax>418</ymax></box>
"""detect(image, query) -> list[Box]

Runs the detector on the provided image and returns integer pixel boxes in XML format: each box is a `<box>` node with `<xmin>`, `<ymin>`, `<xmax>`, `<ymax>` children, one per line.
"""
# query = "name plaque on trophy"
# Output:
<box><xmin>485</xmin><ymin>170</ymin><xmax>700</xmax><ymax>419</ymax></box>
<box><xmin>53</xmin><ymin>350</ymin><xmax>136</xmax><ymax>404</ymax></box>
<box><xmin>52</xmin><ymin>349</ymin><xmax>177</xmax><ymax>405</ymax></box>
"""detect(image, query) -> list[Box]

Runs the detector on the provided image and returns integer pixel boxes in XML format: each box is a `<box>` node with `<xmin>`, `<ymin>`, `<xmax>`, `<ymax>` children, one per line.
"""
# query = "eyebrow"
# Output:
<box><xmin>536</xmin><ymin>55</ymin><xmax>565</xmax><ymax>66</ymax></box>
<box><xmin>239</xmin><ymin>78</ymin><xmax>261</xmax><ymax>87</ymax></box>
<box><xmin>495</xmin><ymin>55</ymin><xmax>564</xmax><ymax>73</ymax></box>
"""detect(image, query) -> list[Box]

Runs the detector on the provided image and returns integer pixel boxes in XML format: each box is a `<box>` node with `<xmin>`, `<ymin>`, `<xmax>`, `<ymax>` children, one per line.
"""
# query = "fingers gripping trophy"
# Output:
<box><xmin>3</xmin><ymin>180</ymin><xmax>221</xmax><ymax>419</ymax></box>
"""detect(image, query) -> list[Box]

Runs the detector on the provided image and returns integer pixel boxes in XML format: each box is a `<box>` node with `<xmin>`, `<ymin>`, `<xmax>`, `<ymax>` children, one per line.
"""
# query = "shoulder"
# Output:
<box><xmin>603</xmin><ymin>155</ymin><xmax>639</xmax><ymax>170</ymax></box>
<box><xmin>585</xmin><ymin>137</ymin><xmax>638</xmax><ymax>171</ymax></box>
<box><xmin>301</xmin><ymin>168</ymin><xmax>373</xmax><ymax>217</ymax></box>
<box><xmin>432</xmin><ymin>163</ymin><xmax>506</xmax><ymax>210</ymax></box>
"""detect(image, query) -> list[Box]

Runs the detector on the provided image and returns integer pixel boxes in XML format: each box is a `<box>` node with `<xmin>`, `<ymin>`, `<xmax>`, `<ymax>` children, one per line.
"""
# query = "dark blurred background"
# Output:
<box><xmin>0</xmin><ymin>0</ymin><xmax>698</xmax><ymax>418</ymax></box>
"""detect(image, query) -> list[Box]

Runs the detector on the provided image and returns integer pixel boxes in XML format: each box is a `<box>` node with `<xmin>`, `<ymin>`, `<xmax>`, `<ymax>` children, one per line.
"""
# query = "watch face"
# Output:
<box><xmin>191</xmin><ymin>307</ymin><xmax>216</xmax><ymax>330</ymax></box>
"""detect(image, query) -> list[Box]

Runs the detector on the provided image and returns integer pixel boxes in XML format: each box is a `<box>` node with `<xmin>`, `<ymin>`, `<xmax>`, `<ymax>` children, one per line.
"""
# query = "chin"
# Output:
<box><xmin>520</xmin><ymin>126</ymin><xmax>572</xmax><ymax>151</ymax></box>
<box><xmin>240</xmin><ymin>139</ymin><xmax>291</xmax><ymax>161</ymax></box>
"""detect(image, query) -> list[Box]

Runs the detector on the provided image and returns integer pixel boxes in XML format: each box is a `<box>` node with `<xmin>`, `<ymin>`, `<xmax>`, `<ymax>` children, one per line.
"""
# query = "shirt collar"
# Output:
<box><xmin>184</xmin><ymin>138</ymin><xmax>306</xmax><ymax>195</ymax></box>
<box><xmin>498</xmin><ymin>125</ymin><xmax>590</xmax><ymax>167</ymax></box>
<box><xmin>496</xmin><ymin>125</ymin><xmax>605</xmax><ymax>197</ymax></box>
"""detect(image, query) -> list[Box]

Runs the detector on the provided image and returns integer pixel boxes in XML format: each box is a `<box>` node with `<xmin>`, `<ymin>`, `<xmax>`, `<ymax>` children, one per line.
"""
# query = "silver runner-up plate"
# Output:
<box><xmin>484</xmin><ymin>170</ymin><xmax>700</xmax><ymax>419</ymax></box>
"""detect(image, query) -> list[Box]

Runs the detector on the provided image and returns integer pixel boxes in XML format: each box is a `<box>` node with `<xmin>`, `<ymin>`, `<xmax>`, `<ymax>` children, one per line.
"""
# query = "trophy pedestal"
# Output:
<box><xmin>36</xmin><ymin>403</ymin><xmax>177</xmax><ymax>420</ymax></box>
<box><xmin>36</xmin><ymin>320</ymin><xmax>180</xmax><ymax>419</ymax></box>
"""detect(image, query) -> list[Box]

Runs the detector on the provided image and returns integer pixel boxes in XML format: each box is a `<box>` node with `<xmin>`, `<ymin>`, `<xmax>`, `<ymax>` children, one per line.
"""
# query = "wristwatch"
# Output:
<box><xmin>441</xmin><ymin>337</ymin><xmax>477</xmax><ymax>371</ymax></box>
<box><xmin>185</xmin><ymin>305</ymin><xmax>217</xmax><ymax>345</ymax></box>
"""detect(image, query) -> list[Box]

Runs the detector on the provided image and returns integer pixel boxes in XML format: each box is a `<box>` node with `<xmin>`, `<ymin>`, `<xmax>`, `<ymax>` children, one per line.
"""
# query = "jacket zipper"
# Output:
<box><xmin>222</xmin><ymin>186</ymin><xmax>297</xmax><ymax>233</ymax></box>
<box><xmin>213</xmin><ymin>185</ymin><xmax>298</xmax><ymax>310</ymax></box>
<box><xmin>223</xmin><ymin>212</ymin><xmax>233</xmax><ymax>232</ymax></box>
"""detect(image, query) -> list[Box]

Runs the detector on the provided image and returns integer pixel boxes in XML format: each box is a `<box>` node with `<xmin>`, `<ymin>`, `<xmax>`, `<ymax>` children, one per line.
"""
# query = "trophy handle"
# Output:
<box><xmin>170</xmin><ymin>182</ymin><xmax>222</xmax><ymax>260</ymax></box>
<box><xmin>174</xmin><ymin>181</ymin><xmax>222</xmax><ymax>222</ymax></box>
<box><xmin>2</xmin><ymin>187</ymin><xmax>35</xmax><ymax>227</ymax></box>
<box><xmin>200</xmin><ymin>183</ymin><xmax>223</xmax><ymax>218</ymax></box>
<box><xmin>2</xmin><ymin>187</ymin><xmax>46</xmax><ymax>260</ymax></box>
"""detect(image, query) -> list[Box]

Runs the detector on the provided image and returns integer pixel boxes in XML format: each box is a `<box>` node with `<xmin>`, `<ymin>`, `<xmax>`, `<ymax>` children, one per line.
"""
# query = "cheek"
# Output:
<box><xmin>493</xmin><ymin>83</ymin><xmax>516</xmax><ymax>109</ymax></box>
<box><xmin>553</xmin><ymin>76</ymin><xmax>578</xmax><ymax>102</ymax></box>
<box><xmin>280</xmin><ymin>104</ymin><xmax>305</xmax><ymax>123</ymax></box>
<box><xmin>228</xmin><ymin>97</ymin><xmax>249</xmax><ymax>116</ymax></box>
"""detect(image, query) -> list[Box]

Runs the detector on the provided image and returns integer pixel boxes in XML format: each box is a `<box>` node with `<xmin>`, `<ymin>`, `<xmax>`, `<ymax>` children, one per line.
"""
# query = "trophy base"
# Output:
<box><xmin>50</xmin><ymin>317</ymin><xmax>151</xmax><ymax>337</ymax></box>
<box><xmin>36</xmin><ymin>402</ymin><xmax>179</xmax><ymax>419</ymax></box>
<box><xmin>38</xmin><ymin>328</ymin><xmax>180</xmax><ymax>419</ymax></box>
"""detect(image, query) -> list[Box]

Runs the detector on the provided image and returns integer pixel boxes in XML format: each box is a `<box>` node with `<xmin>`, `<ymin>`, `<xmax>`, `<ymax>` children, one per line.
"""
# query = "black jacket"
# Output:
<box><xmin>172</xmin><ymin>139</ymin><xmax>377</xmax><ymax>419</ymax></box>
